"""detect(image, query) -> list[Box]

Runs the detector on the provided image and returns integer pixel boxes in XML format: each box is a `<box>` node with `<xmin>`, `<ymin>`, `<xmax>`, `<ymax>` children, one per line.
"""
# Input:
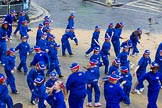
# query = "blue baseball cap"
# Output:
<box><xmin>114</xmin><ymin>58</ymin><xmax>121</xmax><ymax>64</ymax></box>
<box><xmin>46</xmin><ymin>27</ymin><xmax>52</xmax><ymax>30</ymax></box>
<box><xmin>34</xmin><ymin>75</ymin><xmax>44</xmax><ymax>84</ymax></box>
<box><xmin>69</xmin><ymin>63</ymin><xmax>80</xmax><ymax>70</ymax></box>
<box><xmin>44</xmin><ymin>16</ymin><xmax>49</xmax><ymax>19</ymax></box>
<box><xmin>122</xmin><ymin>45</ymin><xmax>128</xmax><ymax>50</ymax></box>
<box><xmin>89</xmin><ymin>59</ymin><xmax>98</xmax><ymax>66</ymax></box>
<box><xmin>120</xmin><ymin>66</ymin><xmax>128</xmax><ymax>73</ymax></box>
<box><xmin>70</xmin><ymin>13</ymin><xmax>75</xmax><ymax>16</ymax></box>
<box><xmin>150</xmin><ymin>62</ymin><xmax>159</xmax><ymax>69</ymax></box>
<box><xmin>8</xmin><ymin>48</ymin><xmax>15</xmax><ymax>53</ymax></box>
<box><xmin>10</xmin><ymin>10</ymin><xmax>16</xmax><ymax>14</ymax></box>
<box><xmin>105</xmin><ymin>35</ymin><xmax>111</xmax><ymax>40</ymax></box>
<box><xmin>48</xmin><ymin>34</ymin><xmax>55</xmax><ymax>38</ymax></box>
<box><xmin>112</xmin><ymin>70</ymin><xmax>120</xmax><ymax>75</ymax></box>
<box><xmin>109</xmin><ymin>23</ymin><xmax>113</xmax><ymax>27</ymax></box>
<box><xmin>137</xmin><ymin>28</ymin><xmax>142</xmax><ymax>34</ymax></box>
<box><xmin>94</xmin><ymin>47</ymin><xmax>100</xmax><ymax>52</ymax></box>
<box><xmin>38</xmin><ymin>24</ymin><xmax>43</xmax><ymax>27</ymax></box>
<box><xmin>95</xmin><ymin>25</ymin><xmax>100</xmax><ymax>29</ymax></box>
<box><xmin>0</xmin><ymin>73</ymin><xmax>5</xmax><ymax>83</ymax></box>
<box><xmin>109</xmin><ymin>74</ymin><xmax>120</xmax><ymax>81</ymax></box>
<box><xmin>21</xmin><ymin>35</ymin><xmax>28</xmax><ymax>39</ymax></box>
<box><xmin>144</xmin><ymin>50</ymin><xmax>150</xmax><ymax>55</ymax></box>
<box><xmin>2</xmin><ymin>21</ymin><xmax>8</xmax><ymax>24</ymax></box>
<box><xmin>36</xmin><ymin>61</ymin><xmax>46</xmax><ymax>70</ymax></box>
<box><xmin>160</xmin><ymin>49</ymin><xmax>162</xmax><ymax>52</ymax></box>
<box><xmin>50</xmin><ymin>72</ymin><xmax>57</xmax><ymax>77</ymax></box>
<box><xmin>119</xmin><ymin>22</ymin><xmax>124</xmax><ymax>27</ymax></box>
<box><xmin>34</xmin><ymin>46</ymin><xmax>41</xmax><ymax>50</ymax></box>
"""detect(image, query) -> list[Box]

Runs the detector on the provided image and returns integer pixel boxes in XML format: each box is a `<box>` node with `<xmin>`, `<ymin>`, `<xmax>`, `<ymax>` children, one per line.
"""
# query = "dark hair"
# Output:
<box><xmin>1</xmin><ymin>23</ymin><xmax>9</xmax><ymax>29</ymax></box>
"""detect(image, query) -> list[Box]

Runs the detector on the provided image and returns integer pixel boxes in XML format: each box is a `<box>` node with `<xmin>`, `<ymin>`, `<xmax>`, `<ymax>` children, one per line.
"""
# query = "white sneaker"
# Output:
<box><xmin>85</xmin><ymin>54</ymin><xmax>89</xmax><ymax>57</ymax></box>
<box><xmin>2</xmin><ymin>64</ymin><xmax>5</xmax><ymax>66</ymax></box>
<box><xmin>86</xmin><ymin>102</ymin><xmax>92</xmax><ymax>107</ymax></box>
<box><xmin>94</xmin><ymin>102</ymin><xmax>102</xmax><ymax>107</ymax></box>
<box><xmin>135</xmin><ymin>89</ymin><xmax>141</xmax><ymax>95</ymax></box>
<box><xmin>140</xmin><ymin>88</ymin><xmax>144</xmax><ymax>92</ymax></box>
<box><xmin>131</xmin><ymin>54</ymin><xmax>135</xmax><ymax>57</ymax></box>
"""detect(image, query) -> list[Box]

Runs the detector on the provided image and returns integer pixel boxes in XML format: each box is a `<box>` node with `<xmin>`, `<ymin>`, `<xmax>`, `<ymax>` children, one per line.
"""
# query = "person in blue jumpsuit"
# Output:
<box><xmin>133</xmin><ymin>50</ymin><xmax>151</xmax><ymax>94</ymax></box>
<box><xmin>66</xmin><ymin>63</ymin><xmax>87</xmax><ymax>108</ymax></box>
<box><xmin>42</xmin><ymin>21</ymin><xmax>50</xmax><ymax>33</ymax></box>
<box><xmin>47</xmin><ymin>34</ymin><xmax>56</xmax><ymax>48</ymax></box>
<box><xmin>4</xmin><ymin>48</ymin><xmax>19</xmax><ymax>94</ymax></box>
<box><xmin>61</xmin><ymin>30</ymin><xmax>78</xmax><ymax>56</ymax></box>
<box><xmin>108</xmin><ymin>58</ymin><xmax>120</xmax><ymax>75</ymax></box>
<box><xmin>30</xmin><ymin>46</ymin><xmax>49</xmax><ymax>67</ymax></box>
<box><xmin>45</xmin><ymin>72</ymin><xmax>58</xmax><ymax>88</ymax></box>
<box><xmin>85</xmin><ymin>26</ymin><xmax>100</xmax><ymax>56</ymax></box>
<box><xmin>66</xmin><ymin>13</ymin><xmax>75</xmax><ymax>30</ymax></box>
<box><xmin>45</xmin><ymin>81</ymin><xmax>66</xmax><ymax>108</ymax></box>
<box><xmin>101</xmin><ymin>35</ymin><xmax>111</xmax><ymax>74</ymax></box>
<box><xmin>121</xmin><ymin>39</ymin><xmax>132</xmax><ymax>55</ymax></box>
<box><xmin>90</xmin><ymin>47</ymin><xmax>103</xmax><ymax>67</ymax></box>
<box><xmin>4</xmin><ymin>10</ymin><xmax>16</xmax><ymax>39</ymax></box>
<box><xmin>36</xmin><ymin>24</ymin><xmax>43</xmax><ymax>45</ymax></box>
<box><xmin>0</xmin><ymin>21</ymin><xmax>9</xmax><ymax>66</ymax></box>
<box><xmin>14</xmin><ymin>11</ymin><xmax>26</xmax><ymax>36</ymax></box>
<box><xmin>155</xmin><ymin>49</ymin><xmax>162</xmax><ymax>74</ymax></box>
<box><xmin>15</xmin><ymin>35</ymin><xmax>30</xmax><ymax>75</ymax></box>
<box><xmin>132</xmin><ymin>62</ymin><xmax>162</xmax><ymax>108</ymax></box>
<box><xmin>32</xmin><ymin>75</ymin><xmax>47</xmax><ymax>108</ymax></box>
<box><xmin>46</xmin><ymin>43</ymin><xmax>64</xmax><ymax>78</ymax></box>
<box><xmin>37</xmin><ymin>32</ymin><xmax>48</xmax><ymax>52</ymax></box>
<box><xmin>43</xmin><ymin>16</ymin><xmax>50</xmax><ymax>26</ymax></box>
<box><xmin>27</xmin><ymin>61</ymin><xmax>45</xmax><ymax>105</ymax></box>
<box><xmin>85</xmin><ymin>59</ymin><xmax>101</xmax><ymax>107</ymax></box>
<box><xmin>105</xmin><ymin>23</ymin><xmax>114</xmax><ymax>38</ymax></box>
<box><xmin>19</xmin><ymin>20</ymin><xmax>31</xmax><ymax>38</ymax></box>
<box><xmin>68</xmin><ymin>27</ymin><xmax>78</xmax><ymax>45</ymax></box>
<box><xmin>118</xmin><ymin>66</ymin><xmax>132</xmax><ymax>105</ymax></box>
<box><xmin>118</xmin><ymin>45</ymin><xmax>130</xmax><ymax>70</ymax></box>
<box><xmin>130</xmin><ymin>28</ymin><xmax>142</xmax><ymax>56</ymax></box>
<box><xmin>0</xmin><ymin>73</ymin><xmax>13</xmax><ymax>108</ymax></box>
<box><xmin>104</xmin><ymin>74</ymin><xmax>125</xmax><ymax>108</ymax></box>
<box><xmin>111</xmin><ymin>22</ymin><xmax>124</xmax><ymax>57</ymax></box>
<box><xmin>155</xmin><ymin>42</ymin><xmax>162</xmax><ymax>61</ymax></box>
<box><xmin>46</xmin><ymin>27</ymin><xmax>53</xmax><ymax>39</ymax></box>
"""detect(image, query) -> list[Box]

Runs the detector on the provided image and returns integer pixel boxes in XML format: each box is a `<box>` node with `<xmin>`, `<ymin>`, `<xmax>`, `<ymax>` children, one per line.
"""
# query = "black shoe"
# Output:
<box><xmin>12</xmin><ymin>91</ymin><xmax>19</xmax><ymax>94</ymax></box>
<box><xmin>69</xmin><ymin>53</ymin><xmax>74</xmax><ymax>55</ymax></box>
<box><xmin>24</xmin><ymin>72</ymin><xmax>27</xmax><ymax>75</ymax></box>
<box><xmin>17</xmin><ymin>69</ymin><xmax>22</xmax><ymax>72</ymax></box>
<box><xmin>62</xmin><ymin>54</ymin><xmax>66</xmax><ymax>57</ymax></box>
<box><xmin>59</xmin><ymin>75</ymin><xmax>64</xmax><ymax>78</ymax></box>
<box><xmin>30</xmin><ymin>100</ymin><xmax>36</xmax><ymax>105</ymax></box>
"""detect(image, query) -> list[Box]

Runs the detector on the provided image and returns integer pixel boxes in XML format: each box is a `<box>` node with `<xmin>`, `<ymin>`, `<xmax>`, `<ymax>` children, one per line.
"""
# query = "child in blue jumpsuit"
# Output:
<box><xmin>105</xmin><ymin>23</ymin><xmax>114</xmax><ymax>38</ymax></box>
<box><xmin>45</xmin><ymin>72</ymin><xmax>58</xmax><ymax>88</ymax></box>
<box><xmin>155</xmin><ymin>42</ymin><xmax>162</xmax><ymax>61</ymax></box>
<box><xmin>85</xmin><ymin>26</ymin><xmax>100</xmax><ymax>56</ymax></box>
<box><xmin>27</xmin><ymin>61</ymin><xmax>45</xmax><ymax>105</ymax></box>
<box><xmin>4</xmin><ymin>48</ymin><xmax>19</xmax><ymax>94</ymax></box>
<box><xmin>43</xmin><ymin>16</ymin><xmax>50</xmax><ymax>25</ymax></box>
<box><xmin>120</xmin><ymin>39</ymin><xmax>132</xmax><ymax>55</ymax></box>
<box><xmin>132</xmin><ymin>62</ymin><xmax>162</xmax><ymax>108</ymax></box>
<box><xmin>119</xmin><ymin>66</ymin><xmax>132</xmax><ymax>105</ymax></box>
<box><xmin>4</xmin><ymin>10</ymin><xmax>16</xmax><ymax>39</ymax></box>
<box><xmin>0</xmin><ymin>73</ymin><xmax>13</xmax><ymax>108</ymax></box>
<box><xmin>85</xmin><ymin>59</ymin><xmax>101</xmax><ymax>107</ymax></box>
<box><xmin>111</xmin><ymin>22</ymin><xmax>124</xmax><ymax>57</ymax></box>
<box><xmin>66</xmin><ymin>63</ymin><xmax>87</xmax><ymax>108</ymax></box>
<box><xmin>19</xmin><ymin>20</ymin><xmax>31</xmax><ymax>38</ymax></box>
<box><xmin>133</xmin><ymin>50</ymin><xmax>151</xmax><ymax>94</ymax></box>
<box><xmin>66</xmin><ymin>13</ymin><xmax>75</xmax><ymax>29</ymax></box>
<box><xmin>15</xmin><ymin>35</ymin><xmax>30</xmax><ymax>75</ymax></box>
<box><xmin>155</xmin><ymin>49</ymin><xmax>162</xmax><ymax>74</ymax></box>
<box><xmin>47</xmin><ymin>34</ymin><xmax>56</xmax><ymax>48</ymax></box>
<box><xmin>45</xmin><ymin>81</ymin><xmax>66</xmax><ymax>108</ymax></box>
<box><xmin>14</xmin><ymin>11</ymin><xmax>26</xmax><ymax>36</ymax></box>
<box><xmin>104</xmin><ymin>74</ymin><xmax>125</xmax><ymax>108</ymax></box>
<box><xmin>100</xmin><ymin>35</ymin><xmax>111</xmax><ymax>74</ymax></box>
<box><xmin>108</xmin><ymin>58</ymin><xmax>120</xmax><ymax>75</ymax></box>
<box><xmin>36</xmin><ymin>24</ymin><xmax>43</xmax><ymax>45</ymax></box>
<box><xmin>47</xmin><ymin>43</ymin><xmax>64</xmax><ymax>78</ymax></box>
<box><xmin>0</xmin><ymin>21</ymin><xmax>9</xmax><ymax>66</ymax></box>
<box><xmin>32</xmin><ymin>75</ymin><xmax>47</xmax><ymax>108</ymax></box>
<box><xmin>68</xmin><ymin>27</ymin><xmax>78</xmax><ymax>45</ymax></box>
<box><xmin>30</xmin><ymin>46</ymin><xmax>49</xmax><ymax>67</ymax></box>
<box><xmin>42</xmin><ymin>21</ymin><xmax>50</xmax><ymax>33</ymax></box>
<box><xmin>130</xmin><ymin>28</ymin><xmax>142</xmax><ymax>56</ymax></box>
<box><xmin>37</xmin><ymin>32</ymin><xmax>48</xmax><ymax>52</ymax></box>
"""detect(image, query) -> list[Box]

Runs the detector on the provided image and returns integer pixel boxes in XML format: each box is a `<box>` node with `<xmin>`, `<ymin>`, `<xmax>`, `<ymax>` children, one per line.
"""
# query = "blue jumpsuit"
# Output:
<box><xmin>15</xmin><ymin>41</ymin><xmax>30</xmax><ymax>73</ymax></box>
<box><xmin>155</xmin><ymin>55</ymin><xmax>162</xmax><ymax>74</ymax></box>
<box><xmin>27</xmin><ymin>68</ymin><xmax>44</xmax><ymax>101</ymax></box>
<box><xmin>104</xmin><ymin>81</ymin><xmax>125</xmax><ymax>108</ymax></box>
<box><xmin>155</xmin><ymin>42</ymin><xmax>162</xmax><ymax>61</ymax></box>
<box><xmin>45</xmin><ymin>78</ymin><xmax>58</xmax><ymax>88</ymax></box>
<box><xmin>46</xmin><ymin>90</ymin><xmax>66</xmax><ymax>108</ymax></box>
<box><xmin>85</xmin><ymin>66</ymin><xmax>100</xmax><ymax>103</ymax></box>
<box><xmin>100</xmin><ymin>41</ymin><xmax>111</xmax><ymax>73</ymax></box>
<box><xmin>105</xmin><ymin>27</ymin><xmax>114</xmax><ymax>38</ymax></box>
<box><xmin>4</xmin><ymin>14</ymin><xmax>15</xmax><ymax>38</ymax></box>
<box><xmin>47</xmin><ymin>46</ymin><xmax>62</xmax><ymax>76</ymax></box>
<box><xmin>121</xmin><ymin>40</ymin><xmax>132</xmax><ymax>55</ymax></box>
<box><xmin>108</xmin><ymin>65</ymin><xmax>119</xmax><ymax>75</ymax></box>
<box><xmin>19</xmin><ymin>25</ymin><xmax>31</xmax><ymax>38</ymax></box>
<box><xmin>86</xmin><ymin>31</ymin><xmax>100</xmax><ymax>55</ymax></box>
<box><xmin>0</xmin><ymin>83</ymin><xmax>13</xmax><ymax>108</ymax></box>
<box><xmin>14</xmin><ymin>15</ymin><xmax>26</xmax><ymax>35</ymax></box>
<box><xmin>90</xmin><ymin>53</ymin><xmax>102</xmax><ymax>67</ymax></box>
<box><xmin>32</xmin><ymin>83</ymin><xmax>47</xmax><ymax>108</ymax></box>
<box><xmin>136</xmin><ymin>56</ymin><xmax>151</xmax><ymax>90</ymax></box>
<box><xmin>61</xmin><ymin>32</ymin><xmax>77</xmax><ymax>55</ymax></box>
<box><xmin>138</xmin><ymin>71</ymin><xmax>162</xmax><ymax>108</ymax></box>
<box><xmin>4</xmin><ymin>55</ymin><xmax>17</xmax><ymax>93</ymax></box>
<box><xmin>30</xmin><ymin>51</ymin><xmax>49</xmax><ymax>67</ymax></box>
<box><xmin>118</xmin><ymin>51</ymin><xmax>130</xmax><ymax>70</ymax></box>
<box><xmin>119</xmin><ymin>73</ymin><xmax>132</xmax><ymax>105</ymax></box>
<box><xmin>111</xmin><ymin>28</ymin><xmax>122</xmax><ymax>57</ymax></box>
<box><xmin>66</xmin><ymin>72</ymin><xmax>87</xmax><ymax>108</ymax></box>
<box><xmin>130</xmin><ymin>31</ymin><xmax>140</xmax><ymax>55</ymax></box>
<box><xmin>36</xmin><ymin>28</ymin><xmax>43</xmax><ymax>45</ymax></box>
<box><xmin>66</xmin><ymin>18</ymin><xmax>74</xmax><ymax>29</ymax></box>
<box><xmin>37</xmin><ymin>38</ymin><xmax>48</xmax><ymax>52</ymax></box>
<box><xmin>0</xmin><ymin>27</ymin><xmax>8</xmax><ymax>65</ymax></box>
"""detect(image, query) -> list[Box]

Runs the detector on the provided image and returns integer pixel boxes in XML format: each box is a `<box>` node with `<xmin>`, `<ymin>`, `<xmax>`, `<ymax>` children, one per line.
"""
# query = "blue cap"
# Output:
<box><xmin>120</xmin><ymin>66</ymin><xmax>128</xmax><ymax>73</ymax></box>
<box><xmin>144</xmin><ymin>50</ymin><xmax>150</xmax><ymax>55</ymax></box>
<box><xmin>109</xmin><ymin>74</ymin><xmax>120</xmax><ymax>81</ymax></box>
<box><xmin>2</xmin><ymin>21</ymin><xmax>8</xmax><ymax>24</ymax></box>
<box><xmin>160</xmin><ymin>49</ymin><xmax>162</xmax><ymax>52</ymax></box>
<box><xmin>89</xmin><ymin>59</ymin><xmax>98</xmax><ymax>65</ymax></box>
<box><xmin>9</xmin><ymin>48</ymin><xmax>15</xmax><ymax>53</ymax></box>
<box><xmin>95</xmin><ymin>25</ymin><xmax>100</xmax><ymax>29</ymax></box>
<box><xmin>70</xmin><ymin>13</ymin><xmax>75</xmax><ymax>16</ymax></box>
<box><xmin>34</xmin><ymin>75</ymin><xmax>44</xmax><ymax>84</ymax></box>
<box><xmin>112</xmin><ymin>70</ymin><xmax>120</xmax><ymax>75</ymax></box>
<box><xmin>50</xmin><ymin>72</ymin><xmax>57</xmax><ymax>77</ymax></box>
<box><xmin>43</xmin><ymin>32</ymin><xmax>47</xmax><ymax>35</ymax></box>
<box><xmin>0</xmin><ymin>73</ymin><xmax>5</xmax><ymax>83</ymax></box>
<box><xmin>38</xmin><ymin>24</ymin><xmax>43</xmax><ymax>27</ymax></box>
<box><xmin>46</xmin><ymin>27</ymin><xmax>52</xmax><ymax>30</ymax></box>
<box><xmin>36</xmin><ymin>61</ymin><xmax>46</xmax><ymax>69</ymax></box>
<box><xmin>150</xmin><ymin>62</ymin><xmax>159</xmax><ymax>69</ymax></box>
<box><xmin>105</xmin><ymin>35</ymin><xmax>111</xmax><ymax>40</ymax></box>
<box><xmin>109</xmin><ymin>23</ymin><xmax>113</xmax><ymax>27</ymax></box>
<box><xmin>45</xmin><ymin>20</ymin><xmax>50</xmax><ymax>24</ymax></box>
<box><xmin>10</xmin><ymin>10</ymin><xmax>16</xmax><ymax>14</ymax></box>
<box><xmin>69</xmin><ymin>63</ymin><xmax>80</xmax><ymax>70</ymax></box>
<box><xmin>122</xmin><ymin>45</ymin><xmax>128</xmax><ymax>50</ymax></box>
<box><xmin>119</xmin><ymin>22</ymin><xmax>124</xmax><ymax>27</ymax></box>
<box><xmin>48</xmin><ymin>34</ymin><xmax>55</xmax><ymax>38</ymax></box>
<box><xmin>114</xmin><ymin>58</ymin><xmax>121</xmax><ymax>64</ymax></box>
<box><xmin>44</xmin><ymin>16</ymin><xmax>49</xmax><ymax>19</ymax></box>
<box><xmin>54</xmin><ymin>43</ymin><xmax>60</xmax><ymax>48</ymax></box>
<box><xmin>21</xmin><ymin>35</ymin><xmax>28</xmax><ymax>39</ymax></box>
<box><xmin>34</xmin><ymin>46</ymin><xmax>41</xmax><ymax>50</ymax></box>
<box><xmin>94</xmin><ymin>47</ymin><xmax>100</xmax><ymax>51</ymax></box>
<box><xmin>20</xmin><ymin>10</ymin><xmax>25</xmax><ymax>14</ymax></box>
<box><xmin>137</xmin><ymin>27</ymin><xmax>142</xmax><ymax>34</ymax></box>
<box><xmin>127</xmin><ymin>40</ymin><xmax>132</xmax><ymax>47</ymax></box>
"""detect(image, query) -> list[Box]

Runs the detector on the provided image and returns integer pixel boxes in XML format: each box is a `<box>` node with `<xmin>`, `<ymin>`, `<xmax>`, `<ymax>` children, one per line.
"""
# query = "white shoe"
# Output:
<box><xmin>85</xmin><ymin>54</ymin><xmax>89</xmax><ymax>57</ymax></box>
<box><xmin>135</xmin><ymin>89</ymin><xmax>141</xmax><ymax>95</ymax></box>
<box><xmin>2</xmin><ymin>64</ymin><xmax>5</xmax><ymax>66</ymax></box>
<box><xmin>130</xmin><ymin>63</ymin><xmax>134</xmax><ymax>69</ymax></box>
<box><xmin>131</xmin><ymin>54</ymin><xmax>135</xmax><ymax>57</ymax></box>
<box><xmin>94</xmin><ymin>102</ymin><xmax>102</xmax><ymax>107</ymax></box>
<box><xmin>86</xmin><ymin>102</ymin><xmax>92</xmax><ymax>107</ymax></box>
<box><xmin>140</xmin><ymin>88</ymin><xmax>144</xmax><ymax>92</ymax></box>
<box><xmin>136</xmin><ymin>52</ymin><xmax>139</xmax><ymax>55</ymax></box>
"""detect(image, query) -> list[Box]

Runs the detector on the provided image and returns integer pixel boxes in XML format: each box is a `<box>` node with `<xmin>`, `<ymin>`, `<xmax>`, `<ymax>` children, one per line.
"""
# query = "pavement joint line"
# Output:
<box><xmin>126</xmin><ymin>0</ymin><xmax>144</xmax><ymax>5</ymax></box>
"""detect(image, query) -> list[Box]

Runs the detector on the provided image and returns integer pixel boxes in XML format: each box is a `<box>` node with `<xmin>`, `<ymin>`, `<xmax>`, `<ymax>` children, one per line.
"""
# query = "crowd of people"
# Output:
<box><xmin>0</xmin><ymin>9</ymin><xmax>162</xmax><ymax>108</ymax></box>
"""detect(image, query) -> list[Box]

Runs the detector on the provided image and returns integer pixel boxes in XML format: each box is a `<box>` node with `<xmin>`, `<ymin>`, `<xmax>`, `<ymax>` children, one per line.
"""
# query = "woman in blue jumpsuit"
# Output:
<box><xmin>111</xmin><ymin>22</ymin><xmax>124</xmax><ymax>57</ymax></box>
<box><xmin>66</xmin><ymin>63</ymin><xmax>87</xmax><ymax>108</ymax></box>
<box><xmin>0</xmin><ymin>73</ymin><xmax>13</xmax><ymax>108</ymax></box>
<box><xmin>108</xmin><ymin>58</ymin><xmax>120</xmax><ymax>75</ymax></box>
<box><xmin>105</xmin><ymin>23</ymin><xmax>114</xmax><ymax>38</ymax></box>
<box><xmin>66</xmin><ymin>13</ymin><xmax>75</xmax><ymax>29</ymax></box>
<box><xmin>132</xmin><ymin>62</ymin><xmax>162</xmax><ymax>108</ymax></box>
